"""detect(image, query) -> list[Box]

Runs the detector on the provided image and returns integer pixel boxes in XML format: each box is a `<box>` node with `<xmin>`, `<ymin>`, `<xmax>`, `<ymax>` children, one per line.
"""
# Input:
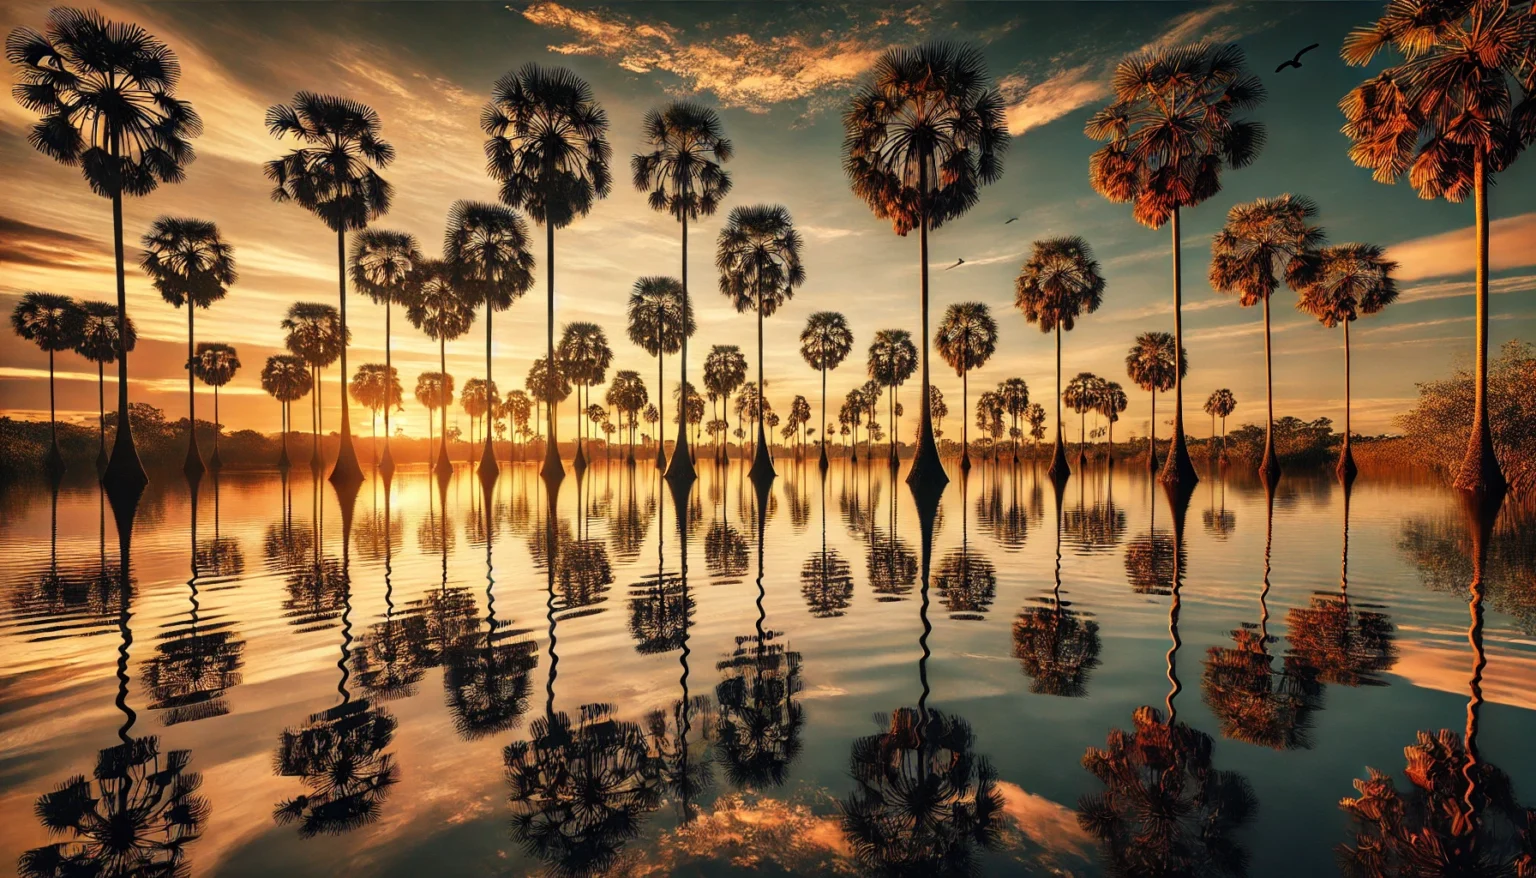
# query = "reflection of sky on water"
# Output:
<box><xmin>1</xmin><ymin>461</ymin><xmax>1532</xmax><ymax>876</ymax></box>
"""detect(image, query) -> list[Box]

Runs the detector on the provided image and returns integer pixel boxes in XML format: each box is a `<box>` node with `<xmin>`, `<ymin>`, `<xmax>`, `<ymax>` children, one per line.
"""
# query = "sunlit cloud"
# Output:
<box><xmin>1387</xmin><ymin>213</ymin><xmax>1536</xmax><ymax>281</ymax></box>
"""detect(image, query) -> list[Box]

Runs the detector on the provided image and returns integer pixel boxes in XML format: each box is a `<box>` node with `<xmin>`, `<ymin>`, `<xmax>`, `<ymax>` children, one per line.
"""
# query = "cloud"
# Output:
<box><xmin>1397</xmin><ymin>273</ymin><xmax>1536</xmax><ymax>304</ymax></box>
<box><xmin>0</xmin><ymin>214</ymin><xmax>109</xmax><ymax>273</ymax></box>
<box><xmin>1387</xmin><ymin>213</ymin><xmax>1536</xmax><ymax>281</ymax></box>
<box><xmin>519</xmin><ymin>2</ymin><xmax>902</xmax><ymax>114</ymax></box>
<box><xmin>1003</xmin><ymin>3</ymin><xmax>1249</xmax><ymax>136</ymax></box>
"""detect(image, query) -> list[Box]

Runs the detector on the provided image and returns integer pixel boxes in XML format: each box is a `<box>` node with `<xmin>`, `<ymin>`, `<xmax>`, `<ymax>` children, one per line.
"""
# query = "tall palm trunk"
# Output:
<box><xmin>1338</xmin><ymin>318</ymin><xmax>1358</xmax><ymax>483</ymax></box>
<box><xmin>908</xmin><ymin>162</ymin><xmax>945</xmax><ymax>491</ymax></box>
<box><xmin>1048</xmin><ymin>325</ymin><xmax>1069</xmax><ymax>482</ymax></box>
<box><xmin>103</xmin><ymin>134</ymin><xmax>146</xmax><ymax>493</ymax></box>
<box><xmin>427</xmin><ymin>406</ymin><xmax>434</xmax><ymax>467</ymax></box>
<box><xmin>1149</xmin><ymin>390</ymin><xmax>1159</xmax><ymax>472</ymax></box>
<box><xmin>1160</xmin><ymin>207</ymin><xmax>1198</xmax><ymax>489</ymax></box>
<box><xmin>1259</xmin><ymin>294</ymin><xmax>1280</xmax><ymax>486</ymax></box>
<box><xmin>542</xmin><ymin>222</ymin><xmax>563</xmax><ymax>482</ymax></box>
<box><xmin>1454</xmin><ymin>148</ymin><xmax>1504</xmax><ymax>496</ymax></box>
<box><xmin>332</xmin><ymin>229</ymin><xmax>362</xmax><ymax>484</ymax></box>
<box><xmin>667</xmin><ymin>209</ymin><xmax>696</xmax><ymax>484</ymax></box>
<box><xmin>436</xmin><ymin>337</ymin><xmax>451</xmax><ymax>478</ymax></box>
<box><xmin>656</xmin><ymin>349</ymin><xmax>667</xmax><ymax>470</ymax></box>
<box><xmin>382</xmin><ymin>296</ymin><xmax>395</xmax><ymax>473</ymax></box>
<box><xmin>279</xmin><ymin>399</ymin><xmax>290</xmax><ymax>468</ymax></box>
<box><xmin>95</xmin><ymin>361</ymin><xmax>107</xmax><ymax>474</ymax></box>
<box><xmin>212</xmin><ymin>383</ymin><xmax>221</xmax><ymax>468</ymax></box>
<box><xmin>311</xmin><ymin>366</ymin><xmax>321</xmax><ymax>470</ymax></box>
<box><xmin>45</xmin><ymin>348</ymin><xmax>60</xmax><ymax>474</ymax></box>
<box><xmin>750</xmin><ymin>277</ymin><xmax>774</xmax><ymax>481</ymax></box>
<box><xmin>480</xmin><ymin>303</ymin><xmax>499</xmax><ymax>479</ymax></box>
<box><xmin>184</xmin><ymin>306</ymin><xmax>203</xmax><ymax>477</ymax></box>
<box><xmin>818</xmin><ymin>367</ymin><xmax>830</xmax><ymax>469</ymax></box>
<box><xmin>960</xmin><ymin>366</ymin><xmax>970</xmax><ymax>471</ymax></box>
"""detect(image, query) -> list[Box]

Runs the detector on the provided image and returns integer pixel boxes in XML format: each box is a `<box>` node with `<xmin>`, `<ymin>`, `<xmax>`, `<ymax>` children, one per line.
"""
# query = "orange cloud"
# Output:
<box><xmin>1387</xmin><ymin>212</ymin><xmax>1536</xmax><ymax>281</ymax></box>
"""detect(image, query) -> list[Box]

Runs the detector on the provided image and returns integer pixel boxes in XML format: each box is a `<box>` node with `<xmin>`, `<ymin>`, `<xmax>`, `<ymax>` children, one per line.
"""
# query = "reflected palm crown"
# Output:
<box><xmin>273</xmin><ymin>699</ymin><xmax>400</xmax><ymax>838</ymax></box>
<box><xmin>1013</xmin><ymin>599</ymin><xmax>1102</xmax><ymax>698</ymax></box>
<box><xmin>1201</xmin><ymin>626</ymin><xmax>1323</xmax><ymax>751</ymax></box>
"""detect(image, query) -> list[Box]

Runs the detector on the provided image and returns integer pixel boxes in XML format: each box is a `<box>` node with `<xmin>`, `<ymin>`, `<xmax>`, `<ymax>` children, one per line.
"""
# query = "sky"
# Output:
<box><xmin>2</xmin><ymin>0</ymin><xmax>1533</xmax><ymax>443</ymax></box>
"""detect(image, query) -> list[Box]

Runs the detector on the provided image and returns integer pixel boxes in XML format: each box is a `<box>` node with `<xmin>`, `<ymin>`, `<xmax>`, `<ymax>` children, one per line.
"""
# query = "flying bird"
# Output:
<box><xmin>944</xmin><ymin>258</ymin><xmax>964</xmax><ymax>271</ymax></box>
<box><xmin>1004</xmin><ymin>217</ymin><xmax>1018</xmax><ymax>224</ymax></box>
<box><xmin>1275</xmin><ymin>43</ymin><xmax>1319</xmax><ymax>73</ymax></box>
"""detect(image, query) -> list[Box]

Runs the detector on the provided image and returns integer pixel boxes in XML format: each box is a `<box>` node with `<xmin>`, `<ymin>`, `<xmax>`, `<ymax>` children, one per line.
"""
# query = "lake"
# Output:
<box><xmin>2</xmin><ymin>457</ymin><xmax>1532</xmax><ymax>876</ymax></box>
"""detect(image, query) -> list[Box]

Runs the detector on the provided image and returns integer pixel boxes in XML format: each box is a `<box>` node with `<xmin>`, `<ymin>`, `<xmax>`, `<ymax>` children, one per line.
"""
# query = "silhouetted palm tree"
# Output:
<box><xmin>868</xmin><ymin>329</ymin><xmax>918</xmax><ymax>466</ymax></box>
<box><xmin>715</xmin><ymin>204</ymin><xmax>804</xmax><ymax>479</ymax></box>
<box><xmin>799</xmin><ymin>313</ymin><xmax>853</xmax><ymax>468</ymax></box>
<box><xmin>627</xmin><ymin>276</ymin><xmax>693</xmax><ymax>469</ymax></box>
<box><xmin>633</xmin><ymin>101</ymin><xmax>733</xmax><ymax>484</ymax></box>
<box><xmin>934</xmin><ymin>302</ymin><xmax>998</xmax><ymax>472</ymax></box>
<box><xmin>74</xmin><ymin>300</ymin><xmax>137</xmax><ymax>473</ymax></box>
<box><xmin>10</xmin><ymin>291</ymin><xmax>82</xmax><ymax>473</ymax></box>
<box><xmin>1087</xmin><ymin>42</ymin><xmax>1266</xmax><ymax>489</ymax></box>
<box><xmin>1204</xmin><ymin>388</ymin><xmax>1237</xmax><ymax>460</ymax></box>
<box><xmin>484</xmin><ymin>63</ymin><xmax>611</xmax><ymax>483</ymax></box>
<box><xmin>415</xmin><ymin>371</ymin><xmax>453</xmax><ymax>465</ymax></box>
<box><xmin>1297</xmin><ymin>243</ymin><xmax>1398</xmax><ymax>482</ymax></box>
<box><xmin>141</xmin><ymin>217</ymin><xmax>235</xmax><ymax>476</ymax></box>
<box><xmin>1015</xmin><ymin>236</ymin><xmax>1105</xmax><ymax>480</ymax></box>
<box><xmin>557</xmin><ymin>321</ymin><xmax>614</xmax><ymax>469</ymax></box>
<box><xmin>1026</xmin><ymin>402</ymin><xmax>1047</xmax><ymax>453</ymax></box>
<box><xmin>191</xmin><ymin>342</ymin><xmax>239</xmax><ymax>468</ymax></box>
<box><xmin>8</xmin><ymin>7</ymin><xmax>202</xmax><ymax>491</ymax></box>
<box><xmin>262</xmin><ymin>355</ymin><xmax>311</xmax><ymax>468</ymax></box>
<box><xmin>995</xmin><ymin>378</ymin><xmax>1030</xmax><ymax>463</ymax></box>
<box><xmin>1340</xmin><ymin>0</ymin><xmax>1533</xmax><ymax>496</ymax></box>
<box><xmin>1125</xmin><ymin>332</ymin><xmax>1186</xmax><ymax>472</ymax></box>
<box><xmin>445</xmin><ymin>199</ymin><xmax>535</xmax><ymax>478</ymax></box>
<box><xmin>704</xmin><ymin>345</ymin><xmax>748</xmax><ymax>462</ymax></box>
<box><xmin>274</xmin><ymin>698</ymin><xmax>399</xmax><ymax>838</ymax></box>
<box><xmin>844</xmin><ymin>41</ymin><xmax>1008</xmax><ymax>492</ymax></box>
<box><xmin>605</xmin><ymin>370</ymin><xmax>648</xmax><ymax>464</ymax></box>
<box><xmin>406</xmin><ymin>260</ymin><xmax>476</xmax><ymax>477</ymax></box>
<box><xmin>1098</xmin><ymin>381</ymin><xmax>1128</xmax><ymax>462</ymax></box>
<box><xmin>1210</xmin><ymin>194</ymin><xmax>1324</xmax><ymax>486</ymax></box>
<box><xmin>281</xmin><ymin>302</ymin><xmax>346</xmax><ymax>471</ymax></box>
<box><xmin>527</xmin><ymin>357</ymin><xmax>571</xmax><ymax>461</ymax></box>
<box><xmin>461</xmin><ymin>378</ymin><xmax>499</xmax><ymax>456</ymax></box>
<box><xmin>348</xmin><ymin>363</ymin><xmax>401</xmax><ymax>465</ymax></box>
<box><xmin>349</xmin><ymin>229</ymin><xmax>421</xmax><ymax>473</ymax></box>
<box><xmin>1063</xmin><ymin>371</ymin><xmax>1103</xmax><ymax>466</ymax></box>
<box><xmin>265</xmin><ymin>92</ymin><xmax>394</xmax><ymax>485</ymax></box>
<box><xmin>502</xmin><ymin>389</ymin><xmax>533</xmax><ymax>462</ymax></box>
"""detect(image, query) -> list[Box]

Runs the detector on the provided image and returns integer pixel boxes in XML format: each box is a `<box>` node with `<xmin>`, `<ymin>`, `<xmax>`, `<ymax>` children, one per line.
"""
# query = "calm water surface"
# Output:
<box><xmin>2</xmin><ymin>458</ymin><xmax>1532</xmax><ymax>877</ymax></box>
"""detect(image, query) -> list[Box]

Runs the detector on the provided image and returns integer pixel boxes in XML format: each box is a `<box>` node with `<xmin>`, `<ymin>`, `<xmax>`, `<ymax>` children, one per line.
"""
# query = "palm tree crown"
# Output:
<box><xmin>704</xmin><ymin>345</ymin><xmax>748</xmax><ymax>400</ymax></box>
<box><xmin>193</xmin><ymin>342</ymin><xmax>239</xmax><ymax>388</ymax></box>
<box><xmin>1125</xmin><ymin>332</ymin><xmax>1185</xmax><ymax>393</ymax></box>
<box><xmin>444</xmin><ymin>200</ymin><xmax>535</xmax><ymax>311</ymax></box>
<box><xmin>842</xmin><ymin>42</ymin><xmax>1008</xmax><ymax>234</ymax></box>
<box><xmin>7</xmin><ymin>8</ymin><xmax>202</xmax><ymax>198</ymax></box>
<box><xmin>141</xmin><ymin>217</ymin><xmax>236</xmax><ymax>309</ymax></box>
<box><xmin>264</xmin><ymin>93</ymin><xmax>393</xmax><ymax>232</ymax></box>
<box><xmin>416</xmin><ymin>371</ymin><xmax>453</xmax><ymax>411</ymax></box>
<box><xmin>350</xmin><ymin>363</ymin><xmax>402</xmax><ymax>413</ymax></box>
<box><xmin>1205</xmin><ymin>389</ymin><xmax>1237</xmax><ymax>420</ymax></box>
<box><xmin>405</xmin><ymin>262</ymin><xmax>476</xmax><ymax>344</ymax></box>
<box><xmin>281</xmin><ymin>303</ymin><xmax>347</xmax><ymax>370</ymax></box>
<box><xmin>350</xmin><ymin>230</ymin><xmax>423</xmax><ymax>306</ymax></box>
<box><xmin>558</xmin><ymin>322</ymin><xmax>613</xmax><ymax>389</ymax></box>
<box><xmin>632</xmin><ymin>102</ymin><xmax>733</xmax><ymax>221</ymax></box>
<box><xmin>1014</xmin><ymin>237</ymin><xmax>1105</xmax><ymax>332</ymax></box>
<box><xmin>935</xmin><ymin>302</ymin><xmax>998</xmax><ymax>376</ymax></box>
<box><xmin>868</xmin><ymin>330</ymin><xmax>918</xmax><ymax>388</ymax></box>
<box><xmin>626</xmin><ymin>277</ymin><xmax>693</xmax><ymax>357</ymax></box>
<box><xmin>482</xmin><ymin>64</ymin><xmax>612</xmax><ymax>229</ymax></box>
<box><xmin>11</xmin><ymin>292</ymin><xmax>82</xmax><ymax>354</ymax></box>
<box><xmin>716</xmin><ymin>205</ymin><xmax>804</xmax><ymax>315</ymax></box>
<box><xmin>1085</xmin><ymin>43</ymin><xmax>1265</xmax><ymax>228</ymax></box>
<box><xmin>1209</xmin><ymin>195</ymin><xmax>1324</xmax><ymax>307</ymax></box>
<box><xmin>800</xmin><ymin>312</ymin><xmax>854</xmax><ymax>372</ymax></box>
<box><xmin>526</xmin><ymin>357</ymin><xmax>570</xmax><ymax>405</ymax></box>
<box><xmin>74</xmin><ymin>301</ymin><xmax>136</xmax><ymax>365</ymax></box>
<box><xmin>263</xmin><ymin>355</ymin><xmax>312</xmax><ymax>403</ymax></box>
<box><xmin>1296</xmin><ymin>244</ymin><xmax>1399</xmax><ymax>327</ymax></box>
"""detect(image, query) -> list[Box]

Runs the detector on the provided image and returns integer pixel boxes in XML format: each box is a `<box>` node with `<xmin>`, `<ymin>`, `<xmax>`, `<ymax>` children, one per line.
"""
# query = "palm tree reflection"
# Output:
<box><xmin>1062</xmin><ymin>473</ymin><xmax>1125</xmax><ymax>554</ymax></box>
<box><xmin>1014</xmin><ymin>478</ymin><xmax>1102</xmax><ymax>697</ymax></box>
<box><xmin>1339</xmin><ymin>497</ymin><xmax>1534</xmax><ymax>875</ymax></box>
<box><xmin>11</xmin><ymin>483</ymin><xmax>129</xmax><ymax>640</ymax></box>
<box><xmin>801</xmin><ymin>472</ymin><xmax>853</xmax><ymax>617</ymax></box>
<box><xmin>1202</xmin><ymin>471</ymin><xmax>1236</xmax><ymax>540</ymax></box>
<box><xmin>934</xmin><ymin>474</ymin><xmax>997</xmax><ymax>620</ymax></box>
<box><xmin>1123</xmin><ymin>480</ymin><xmax>1180</xmax><ymax>596</ymax></box>
<box><xmin>354</xmin><ymin>476</ymin><xmax>429</xmax><ymax>701</ymax></box>
<box><xmin>973</xmin><ymin>466</ymin><xmax>1028</xmax><ymax>551</ymax></box>
<box><xmin>868</xmin><ymin>472</ymin><xmax>917</xmax><ymax>603</ymax></box>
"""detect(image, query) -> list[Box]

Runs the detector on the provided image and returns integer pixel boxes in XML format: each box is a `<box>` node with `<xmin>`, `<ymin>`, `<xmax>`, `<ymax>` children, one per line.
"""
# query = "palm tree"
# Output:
<box><xmin>349</xmin><ymin>363</ymin><xmax>401</xmax><ymax>465</ymax></box>
<box><xmin>192</xmin><ymin>342</ymin><xmax>240</xmax><ymax>468</ymax></box>
<box><xmin>704</xmin><ymin>345</ymin><xmax>749</xmax><ymax>462</ymax></box>
<box><xmin>1063</xmin><ymin>372</ymin><xmax>1102</xmax><ymax>466</ymax></box>
<box><xmin>997</xmin><ymin>378</ymin><xmax>1029</xmax><ymax>464</ymax></box>
<box><xmin>462</xmin><ymin>378</ymin><xmax>499</xmax><ymax>458</ymax></box>
<box><xmin>716</xmin><ymin>204</ymin><xmax>804</xmax><ymax>480</ymax></box>
<box><xmin>265</xmin><ymin>91</ymin><xmax>394</xmax><ymax>485</ymax></box>
<box><xmin>74</xmin><ymin>301</ymin><xmax>137</xmax><ymax>474</ymax></box>
<box><xmin>843</xmin><ymin>42</ymin><xmax>1008</xmax><ymax>492</ymax></box>
<box><xmin>605</xmin><ymin>371</ymin><xmax>648</xmax><ymax>464</ymax></box>
<box><xmin>527</xmin><ymin>357</ymin><xmax>571</xmax><ymax>462</ymax></box>
<box><xmin>262</xmin><ymin>355</ymin><xmax>311</xmax><ymax>468</ymax></box>
<box><xmin>405</xmin><ymin>261</ymin><xmax>476</xmax><ymax>477</ymax></box>
<box><xmin>10</xmin><ymin>292</ymin><xmax>83</xmax><ymax>473</ymax></box>
<box><xmin>1026</xmin><ymin>403</ymin><xmax>1047</xmax><ymax>453</ymax></box>
<box><xmin>281</xmin><ymin>302</ymin><xmax>346</xmax><ymax>471</ymax></box>
<box><xmin>633</xmin><ymin>100</ymin><xmax>733</xmax><ymax>484</ymax></box>
<box><xmin>626</xmin><ymin>276</ymin><xmax>694</xmax><ymax>469</ymax></box>
<box><xmin>1098</xmin><ymin>381</ymin><xmax>1128</xmax><ymax>463</ymax></box>
<box><xmin>1125</xmin><ymin>332</ymin><xmax>1187</xmax><ymax>472</ymax></box>
<box><xmin>867</xmin><ymin>330</ymin><xmax>918</xmax><ymax>467</ymax></box>
<box><xmin>1204</xmin><ymin>389</ymin><xmax>1237</xmax><ymax>460</ymax></box>
<box><xmin>502</xmin><ymin>389</ymin><xmax>533</xmax><ymax>463</ymax></box>
<box><xmin>445</xmin><ymin>199</ymin><xmax>536</xmax><ymax>479</ymax></box>
<box><xmin>557</xmin><ymin>321</ymin><xmax>614</xmax><ymax>469</ymax></box>
<box><xmin>1341</xmin><ymin>0</ymin><xmax>1532</xmax><ymax>496</ymax></box>
<box><xmin>1297</xmin><ymin>243</ymin><xmax>1399</xmax><ymax>482</ymax></box>
<box><xmin>141</xmin><ymin>217</ymin><xmax>236</xmax><ymax>477</ymax></box>
<box><xmin>8</xmin><ymin>8</ymin><xmax>202</xmax><ymax>492</ymax></box>
<box><xmin>975</xmin><ymin>390</ymin><xmax>1005</xmax><ymax>462</ymax></box>
<box><xmin>934</xmin><ymin>302</ymin><xmax>998</xmax><ymax>471</ymax></box>
<box><xmin>1014</xmin><ymin>236</ymin><xmax>1105</xmax><ymax>481</ymax></box>
<box><xmin>415</xmin><ymin>372</ymin><xmax>453</xmax><ymax>465</ymax></box>
<box><xmin>799</xmin><ymin>312</ymin><xmax>853</xmax><ymax>469</ymax></box>
<box><xmin>1087</xmin><ymin>42</ymin><xmax>1266</xmax><ymax>490</ymax></box>
<box><xmin>483</xmin><ymin>63</ymin><xmax>611</xmax><ymax>483</ymax></box>
<box><xmin>350</xmin><ymin>229</ymin><xmax>422</xmax><ymax>474</ymax></box>
<box><xmin>1210</xmin><ymin>194</ymin><xmax>1324</xmax><ymax>486</ymax></box>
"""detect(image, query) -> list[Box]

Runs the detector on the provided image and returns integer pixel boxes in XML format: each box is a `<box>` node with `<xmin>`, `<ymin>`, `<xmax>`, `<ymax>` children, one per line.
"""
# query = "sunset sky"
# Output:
<box><xmin>3</xmin><ymin>0</ymin><xmax>1533</xmax><ymax>441</ymax></box>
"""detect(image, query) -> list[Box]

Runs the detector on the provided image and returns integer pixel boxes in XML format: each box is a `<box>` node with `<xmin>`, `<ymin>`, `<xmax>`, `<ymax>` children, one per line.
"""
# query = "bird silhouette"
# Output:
<box><xmin>945</xmin><ymin>258</ymin><xmax>964</xmax><ymax>271</ymax></box>
<box><xmin>1004</xmin><ymin>217</ymin><xmax>1018</xmax><ymax>224</ymax></box>
<box><xmin>1275</xmin><ymin>43</ymin><xmax>1319</xmax><ymax>73</ymax></box>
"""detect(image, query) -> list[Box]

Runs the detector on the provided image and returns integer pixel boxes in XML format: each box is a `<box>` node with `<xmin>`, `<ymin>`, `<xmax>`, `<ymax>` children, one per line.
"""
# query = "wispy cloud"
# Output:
<box><xmin>1003</xmin><ymin>3</ymin><xmax>1251</xmax><ymax>136</ymax></box>
<box><xmin>1387</xmin><ymin>212</ymin><xmax>1536</xmax><ymax>281</ymax></box>
<box><xmin>1397</xmin><ymin>273</ymin><xmax>1536</xmax><ymax>304</ymax></box>
<box><xmin>518</xmin><ymin>2</ymin><xmax>908</xmax><ymax>115</ymax></box>
<box><xmin>0</xmin><ymin>214</ymin><xmax>108</xmax><ymax>273</ymax></box>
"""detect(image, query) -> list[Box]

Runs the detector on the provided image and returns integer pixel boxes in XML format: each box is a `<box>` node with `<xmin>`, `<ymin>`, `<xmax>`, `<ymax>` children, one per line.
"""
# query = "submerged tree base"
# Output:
<box><xmin>330</xmin><ymin>433</ymin><xmax>363</xmax><ymax>486</ymax></box>
<box><xmin>1158</xmin><ymin>433</ymin><xmax>1200</xmax><ymax>490</ymax></box>
<box><xmin>906</xmin><ymin>444</ymin><xmax>949</xmax><ymax>493</ymax></box>
<box><xmin>1452</xmin><ymin>419</ymin><xmax>1506</xmax><ymax>497</ymax></box>
<box><xmin>1047</xmin><ymin>441</ymin><xmax>1070</xmax><ymax>484</ymax></box>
